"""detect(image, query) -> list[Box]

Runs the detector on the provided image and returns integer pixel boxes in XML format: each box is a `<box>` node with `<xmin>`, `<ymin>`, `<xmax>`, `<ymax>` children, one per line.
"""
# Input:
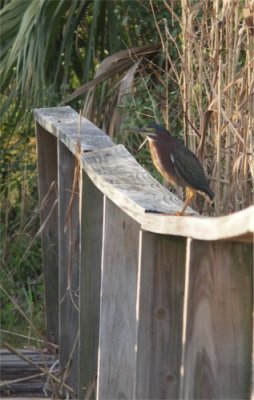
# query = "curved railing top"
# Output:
<box><xmin>34</xmin><ymin>106</ymin><xmax>254</xmax><ymax>243</ymax></box>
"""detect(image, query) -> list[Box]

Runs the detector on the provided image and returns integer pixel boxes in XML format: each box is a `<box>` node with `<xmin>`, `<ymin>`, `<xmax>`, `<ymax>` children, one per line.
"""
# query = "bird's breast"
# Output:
<box><xmin>148</xmin><ymin>141</ymin><xmax>177</xmax><ymax>186</ymax></box>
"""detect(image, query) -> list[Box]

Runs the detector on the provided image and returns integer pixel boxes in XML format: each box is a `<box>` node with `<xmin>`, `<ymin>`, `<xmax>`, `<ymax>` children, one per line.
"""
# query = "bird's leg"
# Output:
<box><xmin>176</xmin><ymin>187</ymin><xmax>196</xmax><ymax>216</ymax></box>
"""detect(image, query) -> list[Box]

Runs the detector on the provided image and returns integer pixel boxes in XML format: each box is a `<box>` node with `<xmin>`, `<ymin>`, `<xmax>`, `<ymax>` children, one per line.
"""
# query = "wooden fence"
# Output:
<box><xmin>35</xmin><ymin>106</ymin><xmax>254</xmax><ymax>399</ymax></box>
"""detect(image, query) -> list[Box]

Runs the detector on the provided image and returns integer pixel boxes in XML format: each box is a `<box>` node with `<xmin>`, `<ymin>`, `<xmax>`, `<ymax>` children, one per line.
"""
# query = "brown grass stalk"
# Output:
<box><xmin>167</xmin><ymin>0</ymin><xmax>253</xmax><ymax>214</ymax></box>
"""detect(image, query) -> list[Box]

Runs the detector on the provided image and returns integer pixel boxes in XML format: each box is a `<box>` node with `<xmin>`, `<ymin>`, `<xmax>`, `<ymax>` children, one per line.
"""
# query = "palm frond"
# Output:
<box><xmin>61</xmin><ymin>44</ymin><xmax>160</xmax><ymax>105</ymax></box>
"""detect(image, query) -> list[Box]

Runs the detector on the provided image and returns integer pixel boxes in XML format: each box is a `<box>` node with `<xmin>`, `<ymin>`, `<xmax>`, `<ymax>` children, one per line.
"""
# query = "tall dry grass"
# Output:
<box><xmin>171</xmin><ymin>0</ymin><xmax>254</xmax><ymax>215</ymax></box>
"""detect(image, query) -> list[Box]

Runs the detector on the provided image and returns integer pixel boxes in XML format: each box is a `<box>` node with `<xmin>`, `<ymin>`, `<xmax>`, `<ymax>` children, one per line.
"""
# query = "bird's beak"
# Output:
<box><xmin>131</xmin><ymin>127</ymin><xmax>157</xmax><ymax>139</ymax></box>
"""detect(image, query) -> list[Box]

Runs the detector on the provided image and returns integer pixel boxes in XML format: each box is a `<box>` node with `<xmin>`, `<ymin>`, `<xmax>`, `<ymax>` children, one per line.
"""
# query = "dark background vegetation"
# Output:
<box><xmin>1</xmin><ymin>0</ymin><xmax>253</xmax><ymax>346</ymax></box>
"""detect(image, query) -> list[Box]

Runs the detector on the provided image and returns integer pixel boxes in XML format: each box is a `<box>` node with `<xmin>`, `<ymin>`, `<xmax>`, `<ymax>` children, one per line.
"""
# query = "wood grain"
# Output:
<box><xmin>79</xmin><ymin>172</ymin><xmax>104</xmax><ymax>399</ymax></box>
<box><xmin>180</xmin><ymin>240</ymin><xmax>253</xmax><ymax>399</ymax></box>
<box><xmin>135</xmin><ymin>233</ymin><xmax>186</xmax><ymax>399</ymax></box>
<box><xmin>58</xmin><ymin>141</ymin><xmax>79</xmax><ymax>395</ymax></box>
<box><xmin>36</xmin><ymin>124</ymin><xmax>59</xmax><ymax>344</ymax></box>
<box><xmin>97</xmin><ymin>198</ymin><xmax>140</xmax><ymax>400</ymax></box>
<box><xmin>34</xmin><ymin>107</ymin><xmax>114</xmax><ymax>154</ymax></box>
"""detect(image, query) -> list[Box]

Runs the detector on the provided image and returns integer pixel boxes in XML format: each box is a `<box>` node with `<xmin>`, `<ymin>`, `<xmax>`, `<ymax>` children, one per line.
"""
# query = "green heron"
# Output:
<box><xmin>136</xmin><ymin>124</ymin><xmax>214</xmax><ymax>215</ymax></box>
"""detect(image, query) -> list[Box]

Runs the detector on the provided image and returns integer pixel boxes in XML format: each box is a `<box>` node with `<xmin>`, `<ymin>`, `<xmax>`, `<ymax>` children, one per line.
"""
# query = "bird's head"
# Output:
<box><xmin>134</xmin><ymin>124</ymin><xmax>170</xmax><ymax>140</ymax></box>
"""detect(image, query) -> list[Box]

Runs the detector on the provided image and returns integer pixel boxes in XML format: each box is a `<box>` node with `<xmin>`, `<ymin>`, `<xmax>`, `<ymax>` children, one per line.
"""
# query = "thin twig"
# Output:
<box><xmin>0</xmin><ymin>372</ymin><xmax>46</xmax><ymax>388</ymax></box>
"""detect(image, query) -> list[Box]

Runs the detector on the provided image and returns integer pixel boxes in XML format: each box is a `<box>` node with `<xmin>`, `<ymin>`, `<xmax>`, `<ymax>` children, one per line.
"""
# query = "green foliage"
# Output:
<box><xmin>0</xmin><ymin>105</ymin><xmax>44</xmax><ymax>345</ymax></box>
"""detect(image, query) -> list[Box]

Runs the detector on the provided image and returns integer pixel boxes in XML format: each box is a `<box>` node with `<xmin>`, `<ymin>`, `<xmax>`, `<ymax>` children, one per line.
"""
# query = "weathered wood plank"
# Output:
<box><xmin>79</xmin><ymin>172</ymin><xmax>104</xmax><ymax>399</ymax></box>
<box><xmin>1</xmin><ymin>398</ymin><xmax>49</xmax><ymax>400</ymax></box>
<box><xmin>34</xmin><ymin>107</ymin><xmax>114</xmax><ymax>154</ymax></box>
<box><xmin>82</xmin><ymin>145</ymin><xmax>254</xmax><ymax>242</ymax></box>
<box><xmin>97</xmin><ymin>198</ymin><xmax>140</xmax><ymax>399</ymax></box>
<box><xmin>141</xmin><ymin>205</ymin><xmax>254</xmax><ymax>242</ymax></box>
<box><xmin>180</xmin><ymin>240</ymin><xmax>253</xmax><ymax>399</ymax></box>
<box><xmin>58</xmin><ymin>141</ymin><xmax>80</xmax><ymax>396</ymax></box>
<box><xmin>0</xmin><ymin>349</ymin><xmax>56</xmax><ymax>371</ymax></box>
<box><xmin>36</xmin><ymin>124</ymin><xmax>59</xmax><ymax>345</ymax></box>
<box><xmin>135</xmin><ymin>233</ymin><xmax>186</xmax><ymax>399</ymax></box>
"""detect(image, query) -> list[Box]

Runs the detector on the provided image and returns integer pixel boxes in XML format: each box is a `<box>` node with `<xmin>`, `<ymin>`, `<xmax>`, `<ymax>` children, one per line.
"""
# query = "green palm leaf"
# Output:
<box><xmin>0</xmin><ymin>0</ymin><xmax>162</xmax><ymax>115</ymax></box>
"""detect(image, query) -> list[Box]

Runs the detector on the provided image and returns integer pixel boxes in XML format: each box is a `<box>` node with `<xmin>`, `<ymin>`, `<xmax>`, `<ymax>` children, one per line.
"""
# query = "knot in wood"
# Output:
<box><xmin>155</xmin><ymin>307</ymin><xmax>167</xmax><ymax>320</ymax></box>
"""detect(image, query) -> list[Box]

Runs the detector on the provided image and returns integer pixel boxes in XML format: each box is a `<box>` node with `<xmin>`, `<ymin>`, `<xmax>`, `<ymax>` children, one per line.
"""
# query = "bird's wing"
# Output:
<box><xmin>171</xmin><ymin>144</ymin><xmax>210</xmax><ymax>191</ymax></box>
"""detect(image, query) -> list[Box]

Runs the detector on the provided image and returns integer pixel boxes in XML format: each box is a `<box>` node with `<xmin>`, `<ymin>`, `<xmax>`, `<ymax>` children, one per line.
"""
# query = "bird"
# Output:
<box><xmin>135</xmin><ymin>124</ymin><xmax>214</xmax><ymax>216</ymax></box>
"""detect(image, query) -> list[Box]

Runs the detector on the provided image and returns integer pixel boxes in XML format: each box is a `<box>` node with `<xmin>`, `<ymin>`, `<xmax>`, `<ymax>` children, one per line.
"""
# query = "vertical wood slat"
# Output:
<box><xmin>36</xmin><ymin>124</ymin><xmax>59</xmax><ymax>345</ymax></box>
<box><xmin>181</xmin><ymin>240</ymin><xmax>253</xmax><ymax>399</ymax></box>
<box><xmin>135</xmin><ymin>233</ymin><xmax>186</xmax><ymax>399</ymax></box>
<box><xmin>58</xmin><ymin>141</ymin><xmax>80</xmax><ymax>395</ymax></box>
<box><xmin>79</xmin><ymin>172</ymin><xmax>104</xmax><ymax>399</ymax></box>
<box><xmin>97</xmin><ymin>198</ymin><xmax>140</xmax><ymax>400</ymax></box>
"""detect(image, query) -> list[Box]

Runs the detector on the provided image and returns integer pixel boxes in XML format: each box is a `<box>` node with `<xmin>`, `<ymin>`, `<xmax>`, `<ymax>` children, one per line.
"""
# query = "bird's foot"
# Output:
<box><xmin>175</xmin><ymin>211</ymin><xmax>196</xmax><ymax>216</ymax></box>
<box><xmin>145</xmin><ymin>209</ymin><xmax>196</xmax><ymax>216</ymax></box>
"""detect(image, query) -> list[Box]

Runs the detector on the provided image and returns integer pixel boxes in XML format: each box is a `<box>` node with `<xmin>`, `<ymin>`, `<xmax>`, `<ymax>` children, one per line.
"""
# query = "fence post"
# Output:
<box><xmin>58</xmin><ymin>141</ymin><xmax>80</xmax><ymax>394</ymax></box>
<box><xmin>180</xmin><ymin>240</ymin><xmax>253</xmax><ymax>399</ymax></box>
<box><xmin>36</xmin><ymin>124</ymin><xmax>59</xmax><ymax>346</ymax></box>
<box><xmin>79</xmin><ymin>172</ymin><xmax>104</xmax><ymax>399</ymax></box>
<box><xmin>134</xmin><ymin>232</ymin><xmax>186</xmax><ymax>399</ymax></box>
<box><xmin>97</xmin><ymin>198</ymin><xmax>140</xmax><ymax>399</ymax></box>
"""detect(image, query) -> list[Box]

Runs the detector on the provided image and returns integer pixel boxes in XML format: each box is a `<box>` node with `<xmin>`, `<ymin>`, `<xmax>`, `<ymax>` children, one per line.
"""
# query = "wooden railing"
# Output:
<box><xmin>35</xmin><ymin>106</ymin><xmax>254</xmax><ymax>399</ymax></box>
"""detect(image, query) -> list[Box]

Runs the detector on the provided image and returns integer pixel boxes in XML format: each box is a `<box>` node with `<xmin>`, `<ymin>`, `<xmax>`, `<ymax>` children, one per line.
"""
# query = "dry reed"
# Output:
<box><xmin>175</xmin><ymin>0</ymin><xmax>254</xmax><ymax>215</ymax></box>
